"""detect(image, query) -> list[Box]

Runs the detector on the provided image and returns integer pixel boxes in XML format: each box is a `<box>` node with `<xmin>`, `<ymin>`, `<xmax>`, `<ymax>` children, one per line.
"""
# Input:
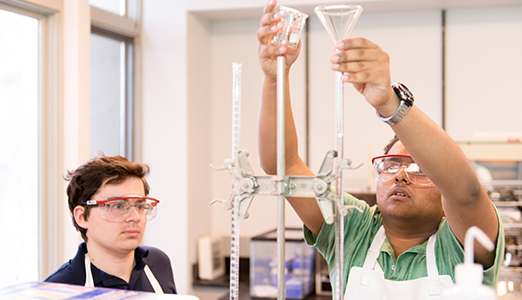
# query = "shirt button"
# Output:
<box><xmin>391</xmin><ymin>265</ymin><xmax>396</xmax><ymax>270</ymax></box>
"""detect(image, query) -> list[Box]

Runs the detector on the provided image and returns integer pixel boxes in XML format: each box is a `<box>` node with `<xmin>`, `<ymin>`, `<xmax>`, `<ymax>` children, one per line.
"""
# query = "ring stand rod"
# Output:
<box><xmin>276</xmin><ymin>55</ymin><xmax>287</xmax><ymax>300</ymax></box>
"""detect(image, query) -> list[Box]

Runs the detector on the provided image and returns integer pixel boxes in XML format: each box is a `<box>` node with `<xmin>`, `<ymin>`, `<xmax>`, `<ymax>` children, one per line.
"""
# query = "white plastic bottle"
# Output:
<box><xmin>442</xmin><ymin>226</ymin><xmax>497</xmax><ymax>300</ymax></box>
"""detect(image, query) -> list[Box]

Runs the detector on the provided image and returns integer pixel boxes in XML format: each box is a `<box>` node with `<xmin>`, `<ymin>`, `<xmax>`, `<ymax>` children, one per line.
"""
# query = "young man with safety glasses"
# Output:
<box><xmin>256</xmin><ymin>1</ymin><xmax>504</xmax><ymax>298</ymax></box>
<box><xmin>44</xmin><ymin>155</ymin><xmax>177</xmax><ymax>294</ymax></box>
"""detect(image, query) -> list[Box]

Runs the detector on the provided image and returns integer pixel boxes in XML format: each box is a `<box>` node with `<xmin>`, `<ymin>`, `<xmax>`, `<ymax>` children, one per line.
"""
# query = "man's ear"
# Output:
<box><xmin>74</xmin><ymin>206</ymin><xmax>88</xmax><ymax>229</ymax></box>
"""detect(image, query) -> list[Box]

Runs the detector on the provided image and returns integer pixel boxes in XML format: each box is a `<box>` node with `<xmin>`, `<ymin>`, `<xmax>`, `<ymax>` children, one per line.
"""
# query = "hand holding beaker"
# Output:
<box><xmin>257</xmin><ymin>0</ymin><xmax>307</xmax><ymax>79</ymax></box>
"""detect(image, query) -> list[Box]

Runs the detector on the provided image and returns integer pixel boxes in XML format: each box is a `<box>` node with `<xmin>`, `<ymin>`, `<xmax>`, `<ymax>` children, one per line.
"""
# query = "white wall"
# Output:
<box><xmin>138</xmin><ymin>0</ymin><xmax>192</xmax><ymax>295</ymax></box>
<box><xmin>445</xmin><ymin>6</ymin><xmax>522</xmax><ymax>139</ymax></box>
<box><xmin>186</xmin><ymin>11</ymin><xmax>215</xmax><ymax>296</ymax></box>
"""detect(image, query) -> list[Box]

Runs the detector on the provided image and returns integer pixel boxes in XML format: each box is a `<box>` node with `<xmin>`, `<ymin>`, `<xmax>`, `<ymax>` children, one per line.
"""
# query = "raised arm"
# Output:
<box><xmin>389</xmin><ymin>107</ymin><xmax>497</xmax><ymax>267</ymax></box>
<box><xmin>331</xmin><ymin>37</ymin><xmax>499</xmax><ymax>267</ymax></box>
<box><xmin>257</xmin><ymin>0</ymin><xmax>324</xmax><ymax>234</ymax></box>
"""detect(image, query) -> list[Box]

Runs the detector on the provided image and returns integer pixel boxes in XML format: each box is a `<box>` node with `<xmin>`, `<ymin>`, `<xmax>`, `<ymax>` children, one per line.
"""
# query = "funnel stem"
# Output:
<box><xmin>335</xmin><ymin>70</ymin><xmax>344</xmax><ymax>158</ymax></box>
<box><xmin>334</xmin><ymin>205</ymin><xmax>345</xmax><ymax>300</ymax></box>
<box><xmin>334</xmin><ymin>67</ymin><xmax>345</xmax><ymax>300</ymax></box>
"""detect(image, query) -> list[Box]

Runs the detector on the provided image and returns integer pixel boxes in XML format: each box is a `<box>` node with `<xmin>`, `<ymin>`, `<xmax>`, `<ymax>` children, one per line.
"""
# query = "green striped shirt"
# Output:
<box><xmin>304</xmin><ymin>193</ymin><xmax>504</xmax><ymax>296</ymax></box>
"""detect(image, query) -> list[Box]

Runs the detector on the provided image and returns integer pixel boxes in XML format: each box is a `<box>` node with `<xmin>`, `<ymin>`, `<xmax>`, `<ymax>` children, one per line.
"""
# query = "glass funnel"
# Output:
<box><xmin>314</xmin><ymin>4</ymin><xmax>363</xmax><ymax>300</ymax></box>
<box><xmin>314</xmin><ymin>4</ymin><xmax>363</xmax><ymax>43</ymax></box>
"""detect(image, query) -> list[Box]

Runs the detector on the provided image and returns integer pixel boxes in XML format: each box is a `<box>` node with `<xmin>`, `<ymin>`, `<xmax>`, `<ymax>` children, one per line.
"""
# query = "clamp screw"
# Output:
<box><xmin>312</xmin><ymin>179</ymin><xmax>328</xmax><ymax>195</ymax></box>
<box><xmin>240</xmin><ymin>178</ymin><xmax>255</xmax><ymax>193</ymax></box>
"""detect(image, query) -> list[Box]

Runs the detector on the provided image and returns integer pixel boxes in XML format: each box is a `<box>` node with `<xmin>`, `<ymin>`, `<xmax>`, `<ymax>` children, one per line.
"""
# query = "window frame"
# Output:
<box><xmin>0</xmin><ymin>0</ymin><xmax>142</xmax><ymax>280</ymax></box>
<box><xmin>90</xmin><ymin>0</ymin><xmax>140</xmax><ymax>160</ymax></box>
<box><xmin>0</xmin><ymin>0</ymin><xmax>64</xmax><ymax>280</ymax></box>
<box><xmin>90</xmin><ymin>27</ymin><xmax>135</xmax><ymax>159</ymax></box>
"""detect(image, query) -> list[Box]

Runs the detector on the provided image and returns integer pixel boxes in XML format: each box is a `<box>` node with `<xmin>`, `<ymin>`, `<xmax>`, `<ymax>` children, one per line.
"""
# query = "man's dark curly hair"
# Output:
<box><xmin>65</xmin><ymin>155</ymin><xmax>150</xmax><ymax>241</ymax></box>
<box><xmin>383</xmin><ymin>135</ymin><xmax>400</xmax><ymax>155</ymax></box>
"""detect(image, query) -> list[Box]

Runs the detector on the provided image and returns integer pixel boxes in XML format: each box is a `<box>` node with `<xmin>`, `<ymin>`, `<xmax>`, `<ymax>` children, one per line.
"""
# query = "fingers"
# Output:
<box><xmin>263</xmin><ymin>0</ymin><xmax>277</xmax><ymax>15</ymax></box>
<box><xmin>330</xmin><ymin>49</ymin><xmax>377</xmax><ymax>66</ymax></box>
<box><xmin>258</xmin><ymin>1</ymin><xmax>281</xmax><ymax>46</ymax></box>
<box><xmin>334</xmin><ymin>37</ymin><xmax>377</xmax><ymax>51</ymax></box>
<box><xmin>330</xmin><ymin>37</ymin><xmax>381</xmax><ymax>66</ymax></box>
<box><xmin>260</xmin><ymin>11</ymin><xmax>280</xmax><ymax>27</ymax></box>
<box><xmin>339</xmin><ymin>62</ymin><xmax>389</xmax><ymax>83</ymax></box>
<box><xmin>260</xmin><ymin>0</ymin><xmax>280</xmax><ymax>27</ymax></box>
<box><xmin>256</xmin><ymin>22</ymin><xmax>279</xmax><ymax>44</ymax></box>
<box><xmin>258</xmin><ymin>0</ymin><xmax>301</xmax><ymax>76</ymax></box>
<box><xmin>330</xmin><ymin>48</ymin><xmax>386</xmax><ymax>72</ymax></box>
<box><xmin>337</xmin><ymin>57</ymin><xmax>389</xmax><ymax>84</ymax></box>
<box><xmin>328</xmin><ymin>37</ymin><xmax>390</xmax><ymax>83</ymax></box>
<box><xmin>258</xmin><ymin>43</ymin><xmax>285</xmax><ymax>59</ymax></box>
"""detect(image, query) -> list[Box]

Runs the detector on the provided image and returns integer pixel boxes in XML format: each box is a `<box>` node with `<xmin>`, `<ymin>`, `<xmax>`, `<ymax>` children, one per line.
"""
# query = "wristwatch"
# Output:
<box><xmin>377</xmin><ymin>82</ymin><xmax>414</xmax><ymax>126</ymax></box>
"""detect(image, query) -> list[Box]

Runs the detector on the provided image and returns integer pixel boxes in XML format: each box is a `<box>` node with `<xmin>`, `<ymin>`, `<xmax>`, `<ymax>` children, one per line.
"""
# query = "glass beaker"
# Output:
<box><xmin>272</xmin><ymin>6</ymin><xmax>308</xmax><ymax>49</ymax></box>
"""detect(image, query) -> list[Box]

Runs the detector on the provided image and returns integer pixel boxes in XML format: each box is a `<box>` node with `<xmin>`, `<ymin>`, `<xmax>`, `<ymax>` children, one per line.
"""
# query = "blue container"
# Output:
<box><xmin>250</xmin><ymin>228</ymin><xmax>316</xmax><ymax>299</ymax></box>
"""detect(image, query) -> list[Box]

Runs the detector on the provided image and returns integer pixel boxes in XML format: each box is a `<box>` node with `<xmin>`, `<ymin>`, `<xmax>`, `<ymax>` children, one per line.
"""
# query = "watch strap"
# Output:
<box><xmin>376</xmin><ymin>100</ymin><xmax>411</xmax><ymax>126</ymax></box>
<box><xmin>377</xmin><ymin>82</ymin><xmax>414</xmax><ymax>126</ymax></box>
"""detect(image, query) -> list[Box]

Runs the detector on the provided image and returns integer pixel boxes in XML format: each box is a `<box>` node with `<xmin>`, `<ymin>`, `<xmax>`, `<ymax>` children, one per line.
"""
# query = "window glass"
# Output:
<box><xmin>90</xmin><ymin>32</ymin><xmax>132</xmax><ymax>158</ymax></box>
<box><xmin>0</xmin><ymin>8</ymin><xmax>39</xmax><ymax>287</ymax></box>
<box><xmin>89</xmin><ymin>0</ymin><xmax>126</xmax><ymax>16</ymax></box>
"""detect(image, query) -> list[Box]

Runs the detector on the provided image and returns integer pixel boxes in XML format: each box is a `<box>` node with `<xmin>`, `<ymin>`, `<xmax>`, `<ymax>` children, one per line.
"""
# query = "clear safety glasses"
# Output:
<box><xmin>371</xmin><ymin>154</ymin><xmax>434</xmax><ymax>186</ymax></box>
<box><xmin>82</xmin><ymin>195</ymin><xmax>159</xmax><ymax>222</ymax></box>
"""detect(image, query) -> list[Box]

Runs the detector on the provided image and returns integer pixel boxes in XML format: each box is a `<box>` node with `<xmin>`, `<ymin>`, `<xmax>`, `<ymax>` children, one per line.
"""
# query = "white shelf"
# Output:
<box><xmin>494</xmin><ymin>201</ymin><xmax>522</xmax><ymax>207</ymax></box>
<box><xmin>504</xmin><ymin>223</ymin><xmax>522</xmax><ymax>229</ymax></box>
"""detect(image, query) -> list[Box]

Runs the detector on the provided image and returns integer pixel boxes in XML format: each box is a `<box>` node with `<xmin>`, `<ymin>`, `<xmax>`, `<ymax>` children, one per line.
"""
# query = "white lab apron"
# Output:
<box><xmin>344</xmin><ymin>226</ymin><xmax>453</xmax><ymax>300</ymax></box>
<box><xmin>84</xmin><ymin>253</ymin><xmax>164</xmax><ymax>294</ymax></box>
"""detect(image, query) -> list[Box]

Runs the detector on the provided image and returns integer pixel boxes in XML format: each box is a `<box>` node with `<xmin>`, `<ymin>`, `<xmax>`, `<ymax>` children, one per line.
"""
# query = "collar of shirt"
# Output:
<box><xmin>75</xmin><ymin>242</ymin><xmax>150</xmax><ymax>288</ymax></box>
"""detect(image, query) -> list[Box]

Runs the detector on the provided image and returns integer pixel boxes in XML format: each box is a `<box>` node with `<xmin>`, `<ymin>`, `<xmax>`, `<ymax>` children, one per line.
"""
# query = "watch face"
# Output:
<box><xmin>392</xmin><ymin>82</ymin><xmax>414</xmax><ymax>107</ymax></box>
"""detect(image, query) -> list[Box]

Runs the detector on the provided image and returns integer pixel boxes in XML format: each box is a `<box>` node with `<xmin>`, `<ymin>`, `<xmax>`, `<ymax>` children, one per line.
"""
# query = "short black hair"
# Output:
<box><xmin>383</xmin><ymin>135</ymin><xmax>400</xmax><ymax>154</ymax></box>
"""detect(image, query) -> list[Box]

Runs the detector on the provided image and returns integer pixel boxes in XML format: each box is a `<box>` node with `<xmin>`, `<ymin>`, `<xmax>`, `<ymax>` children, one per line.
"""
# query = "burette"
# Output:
<box><xmin>229</xmin><ymin>62</ymin><xmax>242</xmax><ymax>300</ymax></box>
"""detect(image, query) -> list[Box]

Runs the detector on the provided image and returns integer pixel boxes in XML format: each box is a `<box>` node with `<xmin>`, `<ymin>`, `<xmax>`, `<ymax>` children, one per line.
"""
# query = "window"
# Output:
<box><xmin>0</xmin><ymin>0</ymin><xmax>139</xmax><ymax>286</ymax></box>
<box><xmin>0</xmin><ymin>7</ymin><xmax>39</xmax><ymax>287</ymax></box>
<box><xmin>90</xmin><ymin>30</ymin><xmax>134</xmax><ymax>159</ymax></box>
<box><xmin>89</xmin><ymin>0</ymin><xmax>139</xmax><ymax>160</ymax></box>
<box><xmin>90</xmin><ymin>0</ymin><xmax>126</xmax><ymax>17</ymax></box>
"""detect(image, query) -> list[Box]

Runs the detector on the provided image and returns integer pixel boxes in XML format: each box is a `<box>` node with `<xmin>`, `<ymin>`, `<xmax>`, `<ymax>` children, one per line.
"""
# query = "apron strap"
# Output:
<box><xmin>359</xmin><ymin>226</ymin><xmax>386</xmax><ymax>286</ymax></box>
<box><xmin>426</xmin><ymin>233</ymin><xmax>442</xmax><ymax>295</ymax></box>
<box><xmin>144</xmin><ymin>264</ymin><xmax>164</xmax><ymax>294</ymax></box>
<box><xmin>84</xmin><ymin>252</ymin><xmax>164</xmax><ymax>294</ymax></box>
<box><xmin>84</xmin><ymin>253</ymin><xmax>95</xmax><ymax>288</ymax></box>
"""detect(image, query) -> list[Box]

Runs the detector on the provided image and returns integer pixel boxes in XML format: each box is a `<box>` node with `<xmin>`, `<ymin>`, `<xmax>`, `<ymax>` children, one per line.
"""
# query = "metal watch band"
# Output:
<box><xmin>377</xmin><ymin>82</ymin><xmax>414</xmax><ymax>126</ymax></box>
<box><xmin>376</xmin><ymin>100</ymin><xmax>411</xmax><ymax>126</ymax></box>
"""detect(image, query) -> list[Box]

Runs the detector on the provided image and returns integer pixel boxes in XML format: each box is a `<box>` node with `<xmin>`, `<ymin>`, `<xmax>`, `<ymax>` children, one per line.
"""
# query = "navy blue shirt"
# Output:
<box><xmin>44</xmin><ymin>242</ymin><xmax>177</xmax><ymax>293</ymax></box>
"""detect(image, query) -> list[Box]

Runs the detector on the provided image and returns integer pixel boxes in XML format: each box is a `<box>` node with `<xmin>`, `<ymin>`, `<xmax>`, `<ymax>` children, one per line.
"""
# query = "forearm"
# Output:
<box><xmin>389</xmin><ymin>104</ymin><xmax>498</xmax><ymax>264</ymax></box>
<box><xmin>258</xmin><ymin>73</ymin><xmax>302</xmax><ymax>175</ymax></box>
<box><xmin>389</xmin><ymin>105</ymin><xmax>482</xmax><ymax>201</ymax></box>
<box><xmin>258</xmin><ymin>73</ymin><xmax>324</xmax><ymax>235</ymax></box>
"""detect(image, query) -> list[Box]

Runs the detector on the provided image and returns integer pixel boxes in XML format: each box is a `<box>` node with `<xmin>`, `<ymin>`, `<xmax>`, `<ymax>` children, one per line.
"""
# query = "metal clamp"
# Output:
<box><xmin>212</xmin><ymin>149</ymin><xmax>363</xmax><ymax>223</ymax></box>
